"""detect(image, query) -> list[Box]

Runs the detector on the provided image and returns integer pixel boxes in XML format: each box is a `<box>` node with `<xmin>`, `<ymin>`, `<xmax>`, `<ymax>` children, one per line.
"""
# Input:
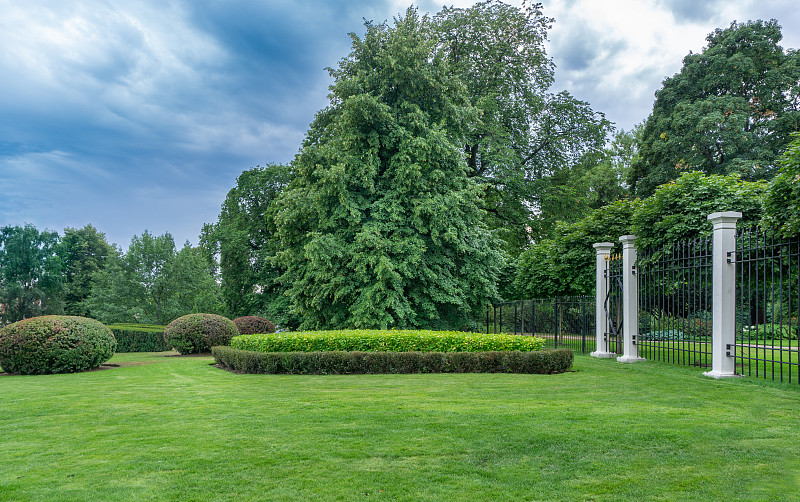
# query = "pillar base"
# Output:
<box><xmin>591</xmin><ymin>351</ymin><xmax>617</xmax><ymax>359</ymax></box>
<box><xmin>702</xmin><ymin>370</ymin><xmax>741</xmax><ymax>379</ymax></box>
<box><xmin>617</xmin><ymin>355</ymin><xmax>646</xmax><ymax>364</ymax></box>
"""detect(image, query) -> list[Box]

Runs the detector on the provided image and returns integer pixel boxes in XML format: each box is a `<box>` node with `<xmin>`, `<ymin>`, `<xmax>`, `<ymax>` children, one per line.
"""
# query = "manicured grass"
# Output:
<box><xmin>1</xmin><ymin>352</ymin><xmax>799</xmax><ymax>501</ymax></box>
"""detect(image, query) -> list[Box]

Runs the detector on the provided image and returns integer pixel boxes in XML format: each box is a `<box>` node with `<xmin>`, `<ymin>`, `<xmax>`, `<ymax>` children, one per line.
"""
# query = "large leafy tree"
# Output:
<box><xmin>86</xmin><ymin>231</ymin><xmax>221</xmax><ymax>325</ymax></box>
<box><xmin>435</xmin><ymin>1</ymin><xmax>612</xmax><ymax>251</ymax></box>
<box><xmin>631</xmin><ymin>19</ymin><xmax>800</xmax><ymax>196</ymax></box>
<box><xmin>275</xmin><ymin>9</ymin><xmax>502</xmax><ymax>330</ymax></box>
<box><xmin>57</xmin><ymin>224</ymin><xmax>113</xmax><ymax>316</ymax></box>
<box><xmin>200</xmin><ymin>164</ymin><xmax>292</xmax><ymax>322</ymax></box>
<box><xmin>0</xmin><ymin>224</ymin><xmax>63</xmax><ymax>324</ymax></box>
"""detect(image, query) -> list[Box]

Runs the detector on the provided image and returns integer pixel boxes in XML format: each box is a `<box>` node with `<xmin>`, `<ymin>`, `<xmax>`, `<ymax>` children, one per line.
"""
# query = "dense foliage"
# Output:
<box><xmin>762</xmin><ymin>133</ymin><xmax>800</xmax><ymax>237</ymax></box>
<box><xmin>231</xmin><ymin>330</ymin><xmax>545</xmax><ymax>353</ymax></box>
<box><xmin>163</xmin><ymin>313</ymin><xmax>238</xmax><ymax>354</ymax></box>
<box><xmin>631</xmin><ymin>20</ymin><xmax>800</xmax><ymax>196</ymax></box>
<box><xmin>213</xmin><ymin>346</ymin><xmax>573</xmax><ymax>375</ymax></box>
<box><xmin>633</xmin><ymin>171</ymin><xmax>766</xmax><ymax>250</ymax></box>
<box><xmin>0</xmin><ymin>225</ymin><xmax>63</xmax><ymax>324</ymax></box>
<box><xmin>200</xmin><ymin>165</ymin><xmax>292</xmax><ymax>322</ymax></box>
<box><xmin>86</xmin><ymin>231</ymin><xmax>222</xmax><ymax>325</ymax></box>
<box><xmin>275</xmin><ymin>10</ymin><xmax>502</xmax><ymax>330</ymax></box>
<box><xmin>107</xmin><ymin>323</ymin><xmax>170</xmax><ymax>352</ymax></box>
<box><xmin>233</xmin><ymin>316</ymin><xmax>276</xmax><ymax>335</ymax></box>
<box><xmin>515</xmin><ymin>199</ymin><xmax>640</xmax><ymax>298</ymax></box>
<box><xmin>57</xmin><ymin>225</ymin><xmax>113</xmax><ymax>317</ymax></box>
<box><xmin>0</xmin><ymin>315</ymin><xmax>115</xmax><ymax>374</ymax></box>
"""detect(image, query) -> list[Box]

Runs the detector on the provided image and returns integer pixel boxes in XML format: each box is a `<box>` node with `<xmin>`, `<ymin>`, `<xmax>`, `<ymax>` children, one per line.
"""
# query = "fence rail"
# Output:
<box><xmin>488</xmin><ymin>297</ymin><xmax>595</xmax><ymax>354</ymax></box>
<box><xmin>637</xmin><ymin>236</ymin><xmax>713</xmax><ymax>369</ymax></box>
<box><xmin>495</xmin><ymin>217</ymin><xmax>799</xmax><ymax>385</ymax></box>
<box><xmin>733</xmin><ymin>228</ymin><xmax>800</xmax><ymax>383</ymax></box>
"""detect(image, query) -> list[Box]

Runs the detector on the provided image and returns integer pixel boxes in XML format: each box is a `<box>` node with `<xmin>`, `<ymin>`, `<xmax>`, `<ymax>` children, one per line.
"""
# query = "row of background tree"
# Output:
<box><xmin>0</xmin><ymin>225</ymin><xmax>222</xmax><ymax>326</ymax></box>
<box><xmin>1</xmin><ymin>2</ymin><xmax>798</xmax><ymax>329</ymax></box>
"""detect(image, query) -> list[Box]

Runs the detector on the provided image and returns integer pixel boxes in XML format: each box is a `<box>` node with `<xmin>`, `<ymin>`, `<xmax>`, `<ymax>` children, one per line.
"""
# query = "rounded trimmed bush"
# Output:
<box><xmin>233</xmin><ymin>316</ymin><xmax>276</xmax><ymax>335</ymax></box>
<box><xmin>0</xmin><ymin>315</ymin><xmax>116</xmax><ymax>375</ymax></box>
<box><xmin>164</xmin><ymin>313</ymin><xmax>238</xmax><ymax>355</ymax></box>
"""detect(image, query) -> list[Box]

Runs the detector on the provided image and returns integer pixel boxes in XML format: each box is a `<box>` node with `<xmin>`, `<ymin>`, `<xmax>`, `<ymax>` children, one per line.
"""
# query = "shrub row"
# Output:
<box><xmin>231</xmin><ymin>330</ymin><xmax>545</xmax><ymax>353</ymax></box>
<box><xmin>107</xmin><ymin>324</ymin><xmax>170</xmax><ymax>352</ymax></box>
<box><xmin>212</xmin><ymin>346</ymin><xmax>573</xmax><ymax>375</ymax></box>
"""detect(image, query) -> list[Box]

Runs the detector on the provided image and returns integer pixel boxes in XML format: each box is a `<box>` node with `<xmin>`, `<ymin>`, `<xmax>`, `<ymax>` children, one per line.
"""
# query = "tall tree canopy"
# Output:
<box><xmin>200</xmin><ymin>164</ymin><xmax>292</xmax><ymax>321</ymax></box>
<box><xmin>275</xmin><ymin>9</ymin><xmax>502</xmax><ymax>330</ymax></box>
<box><xmin>435</xmin><ymin>0</ymin><xmax>612</xmax><ymax>251</ymax></box>
<box><xmin>57</xmin><ymin>224</ymin><xmax>113</xmax><ymax>316</ymax></box>
<box><xmin>631</xmin><ymin>19</ymin><xmax>800</xmax><ymax>196</ymax></box>
<box><xmin>0</xmin><ymin>224</ymin><xmax>63</xmax><ymax>324</ymax></box>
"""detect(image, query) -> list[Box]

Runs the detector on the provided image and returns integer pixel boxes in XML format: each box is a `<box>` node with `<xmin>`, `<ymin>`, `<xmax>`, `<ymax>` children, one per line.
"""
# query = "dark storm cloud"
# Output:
<box><xmin>656</xmin><ymin>0</ymin><xmax>727</xmax><ymax>23</ymax></box>
<box><xmin>0</xmin><ymin>0</ymin><xmax>401</xmax><ymax>247</ymax></box>
<box><xmin>555</xmin><ymin>26</ymin><xmax>627</xmax><ymax>72</ymax></box>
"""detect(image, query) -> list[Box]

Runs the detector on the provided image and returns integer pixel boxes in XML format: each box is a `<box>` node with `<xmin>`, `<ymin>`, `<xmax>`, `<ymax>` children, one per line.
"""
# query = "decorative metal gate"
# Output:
<box><xmin>604</xmin><ymin>252</ymin><xmax>624</xmax><ymax>354</ymax></box>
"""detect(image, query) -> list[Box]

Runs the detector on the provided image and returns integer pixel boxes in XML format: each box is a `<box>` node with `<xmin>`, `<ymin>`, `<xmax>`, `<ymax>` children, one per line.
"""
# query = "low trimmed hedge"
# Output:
<box><xmin>212</xmin><ymin>346</ymin><xmax>573</xmax><ymax>375</ymax></box>
<box><xmin>107</xmin><ymin>324</ymin><xmax>169</xmax><ymax>352</ymax></box>
<box><xmin>231</xmin><ymin>330</ymin><xmax>546</xmax><ymax>353</ymax></box>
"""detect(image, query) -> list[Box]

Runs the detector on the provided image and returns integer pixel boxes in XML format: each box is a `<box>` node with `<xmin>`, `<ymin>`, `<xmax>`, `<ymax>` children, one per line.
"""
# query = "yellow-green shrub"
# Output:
<box><xmin>230</xmin><ymin>329</ymin><xmax>545</xmax><ymax>353</ymax></box>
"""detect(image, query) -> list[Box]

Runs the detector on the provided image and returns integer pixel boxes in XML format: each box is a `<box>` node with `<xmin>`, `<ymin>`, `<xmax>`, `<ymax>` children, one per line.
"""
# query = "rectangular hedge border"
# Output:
<box><xmin>212</xmin><ymin>346</ymin><xmax>573</xmax><ymax>375</ymax></box>
<box><xmin>109</xmin><ymin>326</ymin><xmax>170</xmax><ymax>352</ymax></box>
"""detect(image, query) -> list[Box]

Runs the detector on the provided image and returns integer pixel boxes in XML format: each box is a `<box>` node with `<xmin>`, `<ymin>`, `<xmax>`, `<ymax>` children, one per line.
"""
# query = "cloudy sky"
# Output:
<box><xmin>1</xmin><ymin>0</ymin><xmax>798</xmax><ymax>249</ymax></box>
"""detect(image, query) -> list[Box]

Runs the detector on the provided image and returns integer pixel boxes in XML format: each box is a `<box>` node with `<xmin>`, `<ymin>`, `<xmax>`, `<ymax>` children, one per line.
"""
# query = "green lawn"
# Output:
<box><xmin>1</xmin><ymin>352</ymin><xmax>799</xmax><ymax>501</ymax></box>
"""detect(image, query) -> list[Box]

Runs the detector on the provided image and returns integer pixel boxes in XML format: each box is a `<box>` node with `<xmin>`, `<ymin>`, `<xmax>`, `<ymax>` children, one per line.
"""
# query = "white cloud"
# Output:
<box><xmin>543</xmin><ymin>0</ymin><xmax>799</xmax><ymax>130</ymax></box>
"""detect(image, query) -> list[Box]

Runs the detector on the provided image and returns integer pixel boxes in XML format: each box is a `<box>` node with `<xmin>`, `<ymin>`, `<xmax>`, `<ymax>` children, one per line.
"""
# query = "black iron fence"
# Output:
<box><xmin>603</xmin><ymin>252</ymin><xmax>623</xmax><ymax>355</ymax></box>
<box><xmin>733</xmin><ymin>228</ymin><xmax>800</xmax><ymax>383</ymax></box>
<box><xmin>492</xmin><ymin>227</ymin><xmax>800</xmax><ymax>385</ymax></box>
<box><xmin>637</xmin><ymin>236</ymin><xmax>713</xmax><ymax>369</ymax></box>
<box><xmin>487</xmin><ymin>296</ymin><xmax>595</xmax><ymax>353</ymax></box>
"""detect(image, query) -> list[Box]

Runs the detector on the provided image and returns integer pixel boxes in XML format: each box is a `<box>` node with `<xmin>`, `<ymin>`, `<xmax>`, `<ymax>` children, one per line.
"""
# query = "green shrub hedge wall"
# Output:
<box><xmin>107</xmin><ymin>324</ymin><xmax>169</xmax><ymax>352</ymax></box>
<box><xmin>231</xmin><ymin>330</ymin><xmax>545</xmax><ymax>353</ymax></box>
<box><xmin>0</xmin><ymin>315</ymin><xmax>116</xmax><ymax>375</ymax></box>
<box><xmin>212</xmin><ymin>346</ymin><xmax>573</xmax><ymax>375</ymax></box>
<box><xmin>164</xmin><ymin>313</ymin><xmax>238</xmax><ymax>354</ymax></box>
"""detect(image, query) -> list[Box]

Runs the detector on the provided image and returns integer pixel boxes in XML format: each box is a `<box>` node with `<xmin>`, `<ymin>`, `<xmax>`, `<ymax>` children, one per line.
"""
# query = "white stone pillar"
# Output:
<box><xmin>591</xmin><ymin>242</ymin><xmax>616</xmax><ymax>358</ymax></box>
<box><xmin>704</xmin><ymin>211</ymin><xmax>742</xmax><ymax>379</ymax></box>
<box><xmin>617</xmin><ymin>235</ymin><xmax>645</xmax><ymax>363</ymax></box>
